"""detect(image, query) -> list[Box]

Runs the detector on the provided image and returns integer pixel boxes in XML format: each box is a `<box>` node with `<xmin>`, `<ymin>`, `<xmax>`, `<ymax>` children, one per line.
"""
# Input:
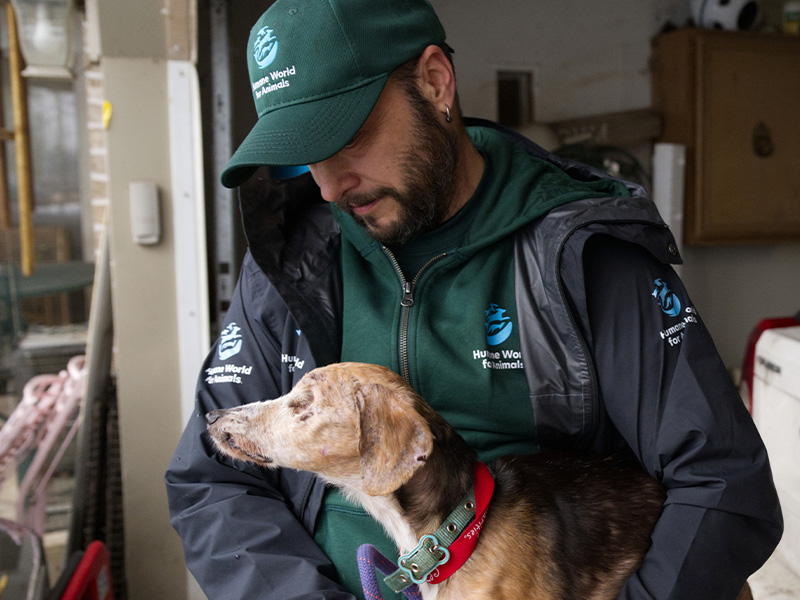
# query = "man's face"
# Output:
<box><xmin>308</xmin><ymin>77</ymin><xmax>460</xmax><ymax>245</ymax></box>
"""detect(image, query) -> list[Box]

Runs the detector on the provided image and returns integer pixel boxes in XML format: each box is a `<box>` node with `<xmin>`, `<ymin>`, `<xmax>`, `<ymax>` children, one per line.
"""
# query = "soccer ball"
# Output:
<box><xmin>690</xmin><ymin>0</ymin><xmax>762</xmax><ymax>30</ymax></box>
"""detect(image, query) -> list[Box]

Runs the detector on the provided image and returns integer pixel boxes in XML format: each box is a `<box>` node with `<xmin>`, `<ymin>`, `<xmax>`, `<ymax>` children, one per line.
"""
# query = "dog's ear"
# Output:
<box><xmin>356</xmin><ymin>383</ymin><xmax>433</xmax><ymax>496</ymax></box>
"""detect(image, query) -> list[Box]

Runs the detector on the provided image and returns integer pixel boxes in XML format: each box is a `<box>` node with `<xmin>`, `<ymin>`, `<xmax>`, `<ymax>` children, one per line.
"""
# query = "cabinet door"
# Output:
<box><xmin>692</xmin><ymin>34</ymin><xmax>800</xmax><ymax>244</ymax></box>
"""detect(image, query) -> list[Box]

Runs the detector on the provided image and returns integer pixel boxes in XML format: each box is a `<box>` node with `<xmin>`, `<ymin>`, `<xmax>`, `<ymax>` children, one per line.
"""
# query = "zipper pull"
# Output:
<box><xmin>401</xmin><ymin>281</ymin><xmax>414</xmax><ymax>307</ymax></box>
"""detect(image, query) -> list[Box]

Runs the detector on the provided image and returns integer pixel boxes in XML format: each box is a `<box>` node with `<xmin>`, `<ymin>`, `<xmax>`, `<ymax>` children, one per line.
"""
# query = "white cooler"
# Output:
<box><xmin>753</xmin><ymin>326</ymin><xmax>800</xmax><ymax>577</ymax></box>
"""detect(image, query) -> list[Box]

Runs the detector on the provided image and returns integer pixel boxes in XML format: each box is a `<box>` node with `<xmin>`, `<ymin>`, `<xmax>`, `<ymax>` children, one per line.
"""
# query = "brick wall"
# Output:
<box><xmin>82</xmin><ymin>21</ymin><xmax>110</xmax><ymax>258</ymax></box>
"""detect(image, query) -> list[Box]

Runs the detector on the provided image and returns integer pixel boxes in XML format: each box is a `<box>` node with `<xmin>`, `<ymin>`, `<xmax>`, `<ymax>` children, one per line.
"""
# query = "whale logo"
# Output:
<box><xmin>253</xmin><ymin>26</ymin><xmax>279</xmax><ymax>69</ymax></box>
<box><xmin>218</xmin><ymin>323</ymin><xmax>243</xmax><ymax>360</ymax></box>
<box><xmin>485</xmin><ymin>303</ymin><xmax>513</xmax><ymax>346</ymax></box>
<box><xmin>652</xmin><ymin>279</ymin><xmax>682</xmax><ymax>317</ymax></box>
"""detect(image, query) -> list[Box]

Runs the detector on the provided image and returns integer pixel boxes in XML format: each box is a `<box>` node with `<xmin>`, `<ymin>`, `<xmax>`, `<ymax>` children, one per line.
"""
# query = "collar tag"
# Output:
<box><xmin>391</xmin><ymin>534</ymin><xmax>451</xmax><ymax>587</ymax></box>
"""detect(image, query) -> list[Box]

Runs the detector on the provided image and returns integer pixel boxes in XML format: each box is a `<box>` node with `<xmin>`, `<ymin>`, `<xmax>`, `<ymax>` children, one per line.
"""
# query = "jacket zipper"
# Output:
<box><xmin>383</xmin><ymin>247</ymin><xmax>448</xmax><ymax>384</ymax></box>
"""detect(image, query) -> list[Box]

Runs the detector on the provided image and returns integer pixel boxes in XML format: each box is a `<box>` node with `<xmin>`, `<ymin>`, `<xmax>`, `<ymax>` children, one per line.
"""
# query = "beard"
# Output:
<box><xmin>335</xmin><ymin>92</ymin><xmax>461</xmax><ymax>245</ymax></box>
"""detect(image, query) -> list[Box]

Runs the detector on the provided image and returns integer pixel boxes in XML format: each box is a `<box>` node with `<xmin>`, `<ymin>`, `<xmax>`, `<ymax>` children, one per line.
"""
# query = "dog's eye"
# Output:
<box><xmin>299</xmin><ymin>409</ymin><xmax>316</xmax><ymax>422</ymax></box>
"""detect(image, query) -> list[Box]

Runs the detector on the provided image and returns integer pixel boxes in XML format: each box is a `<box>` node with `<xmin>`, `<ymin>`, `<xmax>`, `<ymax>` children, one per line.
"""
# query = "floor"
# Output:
<box><xmin>750</xmin><ymin>548</ymin><xmax>800</xmax><ymax>599</ymax></box>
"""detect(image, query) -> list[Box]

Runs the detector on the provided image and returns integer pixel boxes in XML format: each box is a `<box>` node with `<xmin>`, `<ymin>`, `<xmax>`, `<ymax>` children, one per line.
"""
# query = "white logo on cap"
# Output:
<box><xmin>253</xmin><ymin>26</ymin><xmax>279</xmax><ymax>69</ymax></box>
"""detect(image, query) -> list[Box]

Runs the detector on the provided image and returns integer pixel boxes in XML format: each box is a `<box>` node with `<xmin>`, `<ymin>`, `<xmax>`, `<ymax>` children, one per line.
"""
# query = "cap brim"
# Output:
<box><xmin>220</xmin><ymin>76</ymin><xmax>388</xmax><ymax>188</ymax></box>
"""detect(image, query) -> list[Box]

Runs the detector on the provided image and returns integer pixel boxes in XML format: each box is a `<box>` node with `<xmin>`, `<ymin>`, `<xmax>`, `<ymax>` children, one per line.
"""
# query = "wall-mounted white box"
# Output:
<box><xmin>129</xmin><ymin>181</ymin><xmax>161</xmax><ymax>245</ymax></box>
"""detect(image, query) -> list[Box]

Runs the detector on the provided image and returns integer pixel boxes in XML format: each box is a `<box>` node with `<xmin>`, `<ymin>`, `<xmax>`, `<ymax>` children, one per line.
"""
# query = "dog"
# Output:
<box><xmin>205</xmin><ymin>362</ymin><xmax>753</xmax><ymax>600</ymax></box>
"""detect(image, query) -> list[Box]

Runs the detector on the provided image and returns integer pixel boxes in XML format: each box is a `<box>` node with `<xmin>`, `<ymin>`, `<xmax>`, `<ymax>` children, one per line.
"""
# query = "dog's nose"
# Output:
<box><xmin>205</xmin><ymin>410</ymin><xmax>221</xmax><ymax>425</ymax></box>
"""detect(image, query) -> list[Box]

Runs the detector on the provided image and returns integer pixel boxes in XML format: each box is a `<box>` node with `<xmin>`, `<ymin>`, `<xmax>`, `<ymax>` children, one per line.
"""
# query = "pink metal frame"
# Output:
<box><xmin>0</xmin><ymin>355</ymin><xmax>86</xmax><ymax>536</ymax></box>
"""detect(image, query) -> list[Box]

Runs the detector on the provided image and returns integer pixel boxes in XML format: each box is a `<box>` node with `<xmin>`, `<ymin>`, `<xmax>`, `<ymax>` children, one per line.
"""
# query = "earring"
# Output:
<box><xmin>445</xmin><ymin>104</ymin><xmax>453</xmax><ymax>123</ymax></box>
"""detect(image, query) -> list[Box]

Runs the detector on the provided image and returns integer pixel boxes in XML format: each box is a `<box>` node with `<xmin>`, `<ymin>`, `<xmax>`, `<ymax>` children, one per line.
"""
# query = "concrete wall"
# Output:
<box><xmin>91</xmin><ymin>0</ymin><xmax>189</xmax><ymax>598</ymax></box>
<box><xmin>102</xmin><ymin>57</ymin><xmax>187</xmax><ymax>599</ymax></box>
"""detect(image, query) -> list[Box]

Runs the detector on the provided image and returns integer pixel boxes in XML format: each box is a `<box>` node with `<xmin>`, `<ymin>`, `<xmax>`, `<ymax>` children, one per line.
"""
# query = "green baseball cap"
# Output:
<box><xmin>220</xmin><ymin>0</ymin><xmax>449</xmax><ymax>188</ymax></box>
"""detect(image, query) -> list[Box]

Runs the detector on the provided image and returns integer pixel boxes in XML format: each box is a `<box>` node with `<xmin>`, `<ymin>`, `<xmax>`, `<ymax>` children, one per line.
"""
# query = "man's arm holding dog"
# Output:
<box><xmin>165</xmin><ymin>254</ymin><xmax>354</xmax><ymax>600</ymax></box>
<box><xmin>565</xmin><ymin>235</ymin><xmax>783</xmax><ymax>599</ymax></box>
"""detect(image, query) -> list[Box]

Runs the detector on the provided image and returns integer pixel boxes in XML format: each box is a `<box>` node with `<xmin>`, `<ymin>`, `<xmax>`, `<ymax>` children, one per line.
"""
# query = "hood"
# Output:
<box><xmin>334</xmin><ymin>120</ymin><xmax>633</xmax><ymax>260</ymax></box>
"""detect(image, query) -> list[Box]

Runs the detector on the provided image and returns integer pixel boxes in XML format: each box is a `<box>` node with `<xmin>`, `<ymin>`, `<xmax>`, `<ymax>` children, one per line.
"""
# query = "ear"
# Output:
<box><xmin>356</xmin><ymin>383</ymin><xmax>433</xmax><ymax>496</ymax></box>
<box><xmin>415</xmin><ymin>44</ymin><xmax>456</xmax><ymax>114</ymax></box>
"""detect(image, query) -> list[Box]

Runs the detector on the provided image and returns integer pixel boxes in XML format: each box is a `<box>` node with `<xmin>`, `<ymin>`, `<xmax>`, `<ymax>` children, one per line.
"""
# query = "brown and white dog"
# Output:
<box><xmin>205</xmin><ymin>362</ymin><xmax>752</xmax><ymax>600</ymax></box>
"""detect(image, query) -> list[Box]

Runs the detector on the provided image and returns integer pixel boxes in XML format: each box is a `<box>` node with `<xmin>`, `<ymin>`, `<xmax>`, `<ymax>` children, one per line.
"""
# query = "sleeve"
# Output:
<box><xmin>164</xmin><ymin>252</ymin><xmax>354</xmax><ymax>600</ymax></box>
<box><xmin>561</xmin><ymin>233</ymin><xmax>783</xmax><ymax>600</ymax></box>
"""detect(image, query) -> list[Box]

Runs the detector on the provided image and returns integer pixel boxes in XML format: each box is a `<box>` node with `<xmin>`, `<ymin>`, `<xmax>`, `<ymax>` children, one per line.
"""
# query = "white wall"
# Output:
<box><xmin>432</xmin><ymin>0</ymin><xmax>800</xmax><ymax>369</ymax></box>
<box><xmin>432</xmin><ymin>0</ymin><xmax>690</xmax><ymax>121</ymax></box>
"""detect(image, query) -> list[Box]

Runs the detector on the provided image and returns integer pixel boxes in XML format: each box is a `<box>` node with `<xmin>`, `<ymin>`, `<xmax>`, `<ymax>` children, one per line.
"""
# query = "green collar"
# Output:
<box><xmin>384</xmin><ymin>462</ymin><xmax>495</xmax><ymax>592</ymax></box>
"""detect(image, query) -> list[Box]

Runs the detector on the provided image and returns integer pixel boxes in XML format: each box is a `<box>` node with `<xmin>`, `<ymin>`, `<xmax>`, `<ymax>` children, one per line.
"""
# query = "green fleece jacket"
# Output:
<box><xmin>316</xmin><ymin>127</ymin><xmax>629</xmax><ymax>599</ymax></box>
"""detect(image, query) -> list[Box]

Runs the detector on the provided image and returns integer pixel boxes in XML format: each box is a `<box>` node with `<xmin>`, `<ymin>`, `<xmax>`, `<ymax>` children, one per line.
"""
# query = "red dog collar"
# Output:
<box><xmin>427</xmin><ymin>461</ymin><xmax>494</xmax><ymax>584</ymax></box>
<box><xmin>384</xmin><ymin>461</ymin><xmax>495</xmax><ymax>591</ymax></box>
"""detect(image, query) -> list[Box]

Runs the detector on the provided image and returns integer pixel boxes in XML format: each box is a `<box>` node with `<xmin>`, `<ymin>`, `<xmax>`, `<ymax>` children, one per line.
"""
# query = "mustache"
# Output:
<box><xmin>335</xmin><ymin>187</ymin><xmax>398</xmax><ymax>213</ymax></box>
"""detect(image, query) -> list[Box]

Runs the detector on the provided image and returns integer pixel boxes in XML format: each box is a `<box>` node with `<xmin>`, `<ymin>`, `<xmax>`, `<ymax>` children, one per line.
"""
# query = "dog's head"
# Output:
<box><xmin>205</xmin><ymin>363</ymin><xmax>433</xmax><ymax>495</ymax></box>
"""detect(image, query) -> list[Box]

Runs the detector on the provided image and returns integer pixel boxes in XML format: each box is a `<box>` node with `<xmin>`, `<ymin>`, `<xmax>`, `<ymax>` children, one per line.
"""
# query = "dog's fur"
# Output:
<box><xmin>206</xmin><ymin>362</ymin><xmax>752</xmax><ymax>600</ymax></box>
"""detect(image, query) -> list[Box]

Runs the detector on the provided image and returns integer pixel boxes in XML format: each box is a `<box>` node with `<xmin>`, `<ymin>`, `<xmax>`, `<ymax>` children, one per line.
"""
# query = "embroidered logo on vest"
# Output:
<box><xmin>485</xmin><ymin>303</ymin><xmax>513</xmax><ymax>346</ymax></box>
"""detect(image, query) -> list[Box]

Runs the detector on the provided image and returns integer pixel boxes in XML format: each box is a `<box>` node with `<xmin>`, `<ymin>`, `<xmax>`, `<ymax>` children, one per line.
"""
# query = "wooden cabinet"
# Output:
<box><xmin>652</xmin><ymin>29</ymin><xmax>800</xmax><ymax>245</ymax></box>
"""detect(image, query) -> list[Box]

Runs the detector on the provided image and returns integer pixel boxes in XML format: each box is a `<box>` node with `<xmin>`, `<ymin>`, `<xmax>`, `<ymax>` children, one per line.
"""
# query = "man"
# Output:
<box><xmin>166</xmin><ymin>1</ymin><xmax>782</xmax><ymax>599</ymax></box>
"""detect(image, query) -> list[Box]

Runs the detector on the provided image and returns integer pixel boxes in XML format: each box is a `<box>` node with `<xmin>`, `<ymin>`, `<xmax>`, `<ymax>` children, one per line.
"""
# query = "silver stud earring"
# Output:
<box><xmin>445</xmin><ymin>104</ymin><xmax>453</xmax><ymax>123</ymax></box>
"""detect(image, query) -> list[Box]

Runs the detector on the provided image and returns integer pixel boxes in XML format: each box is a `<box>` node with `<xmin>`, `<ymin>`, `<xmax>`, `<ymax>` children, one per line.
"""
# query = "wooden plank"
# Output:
<box><xmin>6</xmin><ymin>3</ymin><xmax>35</xmax><ymax>274</ymax></box>
<box><xmin>0</xmin><ymin>67</ymin><xmax>10</xmax><ymax>229</ymax></box>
